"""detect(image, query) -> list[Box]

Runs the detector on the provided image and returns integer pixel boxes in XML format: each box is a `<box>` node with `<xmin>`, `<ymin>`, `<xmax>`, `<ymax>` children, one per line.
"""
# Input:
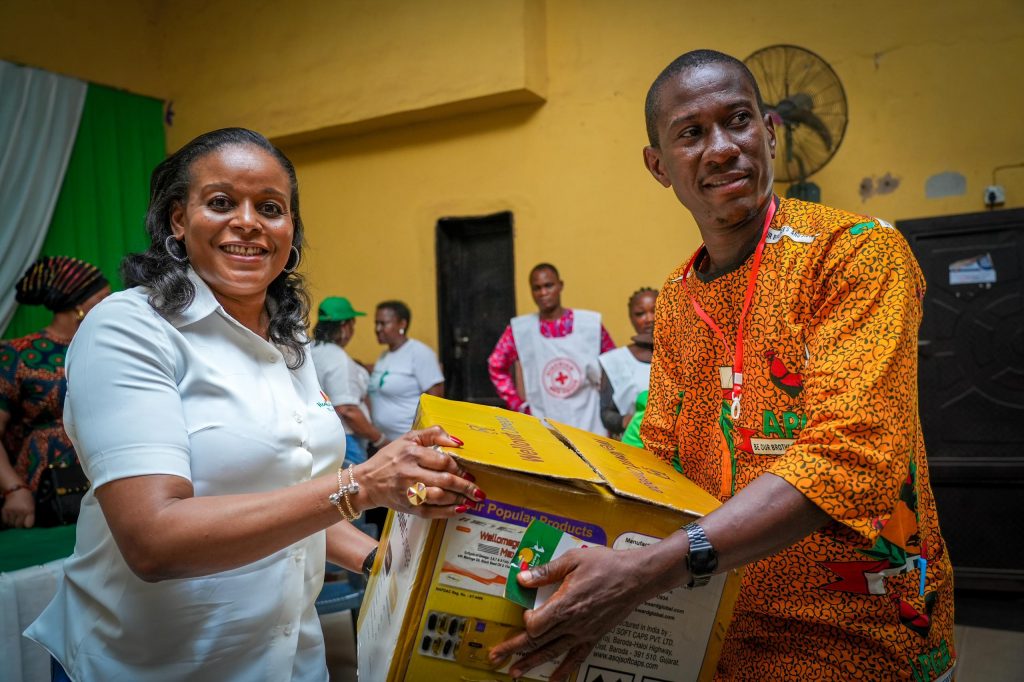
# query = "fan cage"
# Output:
<box><xmin>745</xmin><ymin>44</ymin><xmax>848</xmax><ymax>183</ymax></box>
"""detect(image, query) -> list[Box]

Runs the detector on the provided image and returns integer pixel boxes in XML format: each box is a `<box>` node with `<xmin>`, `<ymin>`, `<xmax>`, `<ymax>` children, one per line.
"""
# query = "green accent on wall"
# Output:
<box><xmin>4</xmin><ymin>84</ymin><xmax>165</xmax><ymax>339</ymax></box>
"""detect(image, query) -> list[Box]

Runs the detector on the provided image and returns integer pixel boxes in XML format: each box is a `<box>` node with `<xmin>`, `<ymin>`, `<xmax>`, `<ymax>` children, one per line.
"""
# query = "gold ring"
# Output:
<box><xmin>406</xmin><ymin>481</ymin><xmax>428</xmax><ymax>506</ymax></box>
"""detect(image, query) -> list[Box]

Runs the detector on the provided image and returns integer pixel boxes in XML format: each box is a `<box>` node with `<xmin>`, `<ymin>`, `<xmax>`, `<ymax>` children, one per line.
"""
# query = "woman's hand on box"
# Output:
<box><xmin>356</xmin><ymin>426</ymin><xmax>484</xmax><ymax>518</ymax></box>
<box><xmin>489</xmin><ymin>544</ymin><xmax>674</xmax><ymax>681</ymax></box>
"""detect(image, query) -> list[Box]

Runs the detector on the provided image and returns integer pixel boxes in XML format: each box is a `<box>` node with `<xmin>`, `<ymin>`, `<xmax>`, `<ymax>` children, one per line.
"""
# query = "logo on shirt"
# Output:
<box><xmin>542</xmin><ymin>357</ymin><xmax>582</xmax><ymax>398</ymax></box>
<box><xmin>317</xmin><ymin>390</ymin><xmax>333</xmax><ymax>409</ymax></box>
<box><xmin>765</xmin><ymin>349</ymin><xmax>804</xmax><ymax>398</ymax></box>
<box><xmin>766</xmin><ymin>224</ymin><xmax>815</xmax><ymax>244</ymax></box>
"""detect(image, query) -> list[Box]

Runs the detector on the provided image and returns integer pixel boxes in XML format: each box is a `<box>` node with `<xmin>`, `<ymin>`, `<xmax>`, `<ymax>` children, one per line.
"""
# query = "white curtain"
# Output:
<box><xmin>0</xmin><ymin>61</ymin><xmax>87</xmax><ymax>335</ymax></box>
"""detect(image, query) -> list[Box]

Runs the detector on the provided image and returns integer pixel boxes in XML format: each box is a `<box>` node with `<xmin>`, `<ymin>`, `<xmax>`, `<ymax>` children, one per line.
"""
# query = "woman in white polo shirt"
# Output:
<box><xmin>25</xmin><ymin>128</ymin><xmax>484</xmax><ymax>682</ymax></box>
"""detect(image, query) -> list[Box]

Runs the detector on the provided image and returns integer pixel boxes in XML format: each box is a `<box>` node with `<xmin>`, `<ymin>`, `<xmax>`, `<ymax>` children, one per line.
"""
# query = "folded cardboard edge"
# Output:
<box><xmin>546</xmin><ymin>420</ymin><xmax>720</xmax><ymax>518</ymax></box>
<box><xmin>417</xmin><ymin>395</ymin><xmax>604</xmax><ymax>484</ymax></box>
<box><xmin>357</xmin><ymin>511</ymin><xmax>447</xmax><ymax>682</ymax></box>
<box><xmin>698</xmin><ymin>569</ymin><xmax>744</xmax><ymax>682</ymax></box>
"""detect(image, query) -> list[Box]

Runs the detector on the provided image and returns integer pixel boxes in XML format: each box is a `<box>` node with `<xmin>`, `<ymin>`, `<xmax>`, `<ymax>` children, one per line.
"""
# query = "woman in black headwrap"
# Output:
<box><xmin>0</xmin><ymin>255</ymin><xmax>110</xmax><ymax>528</ymax></box>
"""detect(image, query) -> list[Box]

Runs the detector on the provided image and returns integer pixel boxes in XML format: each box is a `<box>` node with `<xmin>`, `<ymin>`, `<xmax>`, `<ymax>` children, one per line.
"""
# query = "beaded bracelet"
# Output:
<box><xmin>328</xmin><ymin>464</ymin><xmax>361</xmax><ymax>521</ymax></box>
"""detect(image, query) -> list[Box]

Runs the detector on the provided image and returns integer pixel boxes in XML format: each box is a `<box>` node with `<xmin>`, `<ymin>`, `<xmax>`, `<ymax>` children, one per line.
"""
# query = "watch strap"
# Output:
<box><xmin>683</xmin><ymin>521</ymin><xmax>717</xmax><ymax>588</ymax></box>
<box><xmin>362</xmin><ymin>546</ymin><xmax>378</xmax><ymax>578</ymax></box>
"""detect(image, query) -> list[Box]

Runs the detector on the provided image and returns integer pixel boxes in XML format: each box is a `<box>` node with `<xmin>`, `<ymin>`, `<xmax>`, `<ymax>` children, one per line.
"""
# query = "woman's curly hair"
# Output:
<box><xmin>121</xmin><ymin>128</ymin><xmax>310</xmax><ymax>368</ymax></box>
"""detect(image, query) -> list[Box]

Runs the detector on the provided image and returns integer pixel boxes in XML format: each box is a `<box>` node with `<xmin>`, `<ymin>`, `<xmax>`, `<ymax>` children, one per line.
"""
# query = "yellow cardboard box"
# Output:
<box><xmin>357</xmin><ymin>396</ymin><xmax>740</xmax><ymax>682</ymax></box>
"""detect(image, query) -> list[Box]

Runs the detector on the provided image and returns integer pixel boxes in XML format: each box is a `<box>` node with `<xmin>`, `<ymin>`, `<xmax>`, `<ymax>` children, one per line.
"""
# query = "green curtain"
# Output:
<box><xmin>3</xmin><ymin>84</ymin><xmax>165</xmax><ymax>339</ymax></box>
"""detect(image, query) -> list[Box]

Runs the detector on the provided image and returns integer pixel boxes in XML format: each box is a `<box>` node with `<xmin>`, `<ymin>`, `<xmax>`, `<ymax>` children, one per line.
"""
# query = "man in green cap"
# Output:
<box><xmin>310</xmin><ymin>297</ymin><xmax>388</xmax><ymax>465</ymax></box>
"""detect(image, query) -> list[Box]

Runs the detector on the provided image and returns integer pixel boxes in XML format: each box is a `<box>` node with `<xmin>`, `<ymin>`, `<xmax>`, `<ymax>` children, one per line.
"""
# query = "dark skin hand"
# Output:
<box><xmin>490</xmin><ymin>473</ymin><xmax>828</xmax><ymax>680</ymax></box>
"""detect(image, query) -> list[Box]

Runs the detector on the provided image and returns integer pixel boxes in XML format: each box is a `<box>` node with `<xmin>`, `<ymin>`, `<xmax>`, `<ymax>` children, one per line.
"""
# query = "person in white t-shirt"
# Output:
<box><xmin>25</xmin><ymin>128</ymin><xmax>484</xmax><ymax>682</ymax></box>
<box><xmin>310</xmin><ymin>296</ymin><xmax>388</xmax><ymax>465</ymax></box>
<box><xmin>369</xmin><ymin>300</ymin><xmax>445</xmax><ymax>441</ymax></box>
<box><xmin>598</xmin><ymin>287</ymin><xmax>657</xmax><ymax>439</ymax></box>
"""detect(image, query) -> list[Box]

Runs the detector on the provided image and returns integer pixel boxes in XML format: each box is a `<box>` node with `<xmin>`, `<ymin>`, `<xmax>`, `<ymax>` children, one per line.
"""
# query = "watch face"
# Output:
<box><xmin>689</xmin><ymin>546</ymin><xmax>717</xmax><ymax>575</ymax></box>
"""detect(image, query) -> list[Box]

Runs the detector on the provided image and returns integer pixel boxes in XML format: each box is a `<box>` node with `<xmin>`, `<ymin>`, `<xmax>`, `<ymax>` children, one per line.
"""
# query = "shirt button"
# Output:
<box><xmin>284</xmin><ymin>625</ymin><xmax>293</xmax><ymax>637</ymax></box>
<box><xmin>266</xmin><ymin>354</ymin><xmax>278</xmax><ymax>363</ymax></box>
<box><xmin>294</xmin><ymin>413</ymin><xmax>303</xmax><ymax>423</ymax></box>
<box><xmin>293</xmin><ymin>554</ymin><xmax>302</xmax><ymax>564</ymax></box>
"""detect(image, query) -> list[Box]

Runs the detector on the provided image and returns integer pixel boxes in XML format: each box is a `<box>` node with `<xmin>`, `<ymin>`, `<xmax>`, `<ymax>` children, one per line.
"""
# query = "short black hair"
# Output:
<box><xmin>312</xmin><ymin>319</ymin><xmax>345</xmax><ymax>344</ymax></box>
<box><xmin>628</xmin><ymin>287</ymin><xmax>658</xmax><ymax>307</ymax></box>
<box><xmin>644</xmin><ymin>49</ymin><xmax>765</xmax><ymax>148</ymax></box>
<box><xmin>377</xmin><ymin>300</ymin><xmax>411</xmax><ymax>325</ymax></box>
<box><xmin>529</xmin><ymin>262</ymin><xmax>560</xmax><ymax>280</ymax></box>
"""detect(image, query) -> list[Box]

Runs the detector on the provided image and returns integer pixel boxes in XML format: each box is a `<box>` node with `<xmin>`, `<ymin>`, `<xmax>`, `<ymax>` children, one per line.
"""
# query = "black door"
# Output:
<box><xmin>436</xmin><ymin>212</ymin><xmax>515</xmax><ymax>406</ymax></box>
<box><xmin>898</xmin><ymin>208</ymin><xmax>1024</xmax><ymax>591</ymax></box>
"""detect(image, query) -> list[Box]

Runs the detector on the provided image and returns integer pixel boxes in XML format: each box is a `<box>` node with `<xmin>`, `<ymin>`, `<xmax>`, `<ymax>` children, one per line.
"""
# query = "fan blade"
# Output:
<box><xmin>770</xmin><ymin>97</ymin><xmax>833</xmax><ymax>151</ymax></box>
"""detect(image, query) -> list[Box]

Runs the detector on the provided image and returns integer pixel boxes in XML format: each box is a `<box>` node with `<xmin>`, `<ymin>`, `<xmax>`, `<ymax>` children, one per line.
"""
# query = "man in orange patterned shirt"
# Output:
<box><xmin>493</xmin><ymin>50</ymin><xmax>955</xmax><ymax>681</ymax></box>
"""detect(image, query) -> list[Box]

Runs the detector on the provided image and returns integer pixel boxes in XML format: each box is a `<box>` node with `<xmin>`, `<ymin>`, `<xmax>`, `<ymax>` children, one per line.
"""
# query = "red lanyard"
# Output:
<box><xmin>682</xmin><ymin>196</ymin><xmax>778</xmax><ymax>421</ymax></box>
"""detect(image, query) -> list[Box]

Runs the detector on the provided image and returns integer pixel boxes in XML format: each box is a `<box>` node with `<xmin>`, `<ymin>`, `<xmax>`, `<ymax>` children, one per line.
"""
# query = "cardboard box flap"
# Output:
<box><xmin>548</xmin><ymin>420</ymin><xmax>721</xmax><ymax>517</ymax></box>
<box><xmin>416</xmin><ymin>395</ymin><xmax>604</xmax><ymax>483</ymax></box>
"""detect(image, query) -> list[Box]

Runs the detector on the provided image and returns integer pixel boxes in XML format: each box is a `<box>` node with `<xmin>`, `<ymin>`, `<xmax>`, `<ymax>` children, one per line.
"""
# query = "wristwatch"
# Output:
<box><xmin>683</xmin><ymin>522</ymin><xmax>717</xmax><ymax>588</ymax></box>
<box><xmin>362</xmin><ymin>546</ymin><xmax>378</xmax><ymax>579</ymax></box>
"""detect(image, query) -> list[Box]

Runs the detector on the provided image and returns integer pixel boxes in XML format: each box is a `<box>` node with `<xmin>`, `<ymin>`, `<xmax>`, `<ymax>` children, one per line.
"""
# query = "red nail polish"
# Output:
<box><xmin>520</xmin><ymin>561</ymin><xmax>529</xmax><ymax>571</ymax></box>
<box><xmin>464</xmin><ymin>472</ymin><xmax>476</xmax><ymax>483</ymax></box>
<box><xmin>450</xmin><ymin>436</ymin><xmax>464</xmax><ymax>446</ymax></box>
<box><xmin>455</xmin><ymin>504</ymin><xmax>468</xmax><ymax>513</ymax></box>
<box><xmin>473</xmin><ymin>489</ymin><xmax>487</xmax><ymax>501</ymax></box>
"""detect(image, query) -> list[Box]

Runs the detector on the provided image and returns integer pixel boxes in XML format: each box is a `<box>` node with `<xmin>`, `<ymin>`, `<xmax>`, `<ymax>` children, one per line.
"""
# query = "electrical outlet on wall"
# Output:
<box><xmin>984</xmin><ymin>185</ymin><xmax>1006</xmax><ymax>207</ymax></box>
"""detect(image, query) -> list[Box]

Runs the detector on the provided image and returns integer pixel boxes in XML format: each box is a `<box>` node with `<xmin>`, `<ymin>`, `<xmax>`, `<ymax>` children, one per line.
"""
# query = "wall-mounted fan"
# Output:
<box><xmin>744</xmin><ymin>45</ymin><xmax>848</xmax><ymax>201</ymax></box>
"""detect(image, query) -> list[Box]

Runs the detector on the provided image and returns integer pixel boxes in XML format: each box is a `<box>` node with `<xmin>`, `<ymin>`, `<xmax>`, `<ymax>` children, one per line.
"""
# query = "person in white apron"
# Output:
<box><xmin>488</xmin><ymin>263</ymin><xmax>614</xmax><ymax>435</ymax></box>
<box><xmin>598</xmin><ymin>287</ymin><xmax>657</xmax><ymax>438</ymax></box>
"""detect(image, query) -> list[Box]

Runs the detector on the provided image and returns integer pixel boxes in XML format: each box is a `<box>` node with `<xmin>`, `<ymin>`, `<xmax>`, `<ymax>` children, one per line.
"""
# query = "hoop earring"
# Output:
<box><xmin>282</xmin><ymin>245</ymin><xmax>300</xmax><ymax>274</ymax></box>
<box><xmin>164</xmin><ymin>235</ymin><xmax>188</xmax><ymax>264</ymax></box>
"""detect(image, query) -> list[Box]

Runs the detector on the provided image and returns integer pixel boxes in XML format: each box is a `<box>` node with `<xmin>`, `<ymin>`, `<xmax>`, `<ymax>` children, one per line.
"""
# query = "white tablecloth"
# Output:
<box><xmin>0</xmin><ymin>559</ymin><xmax>64</xmax><ymax>682</ymax></box>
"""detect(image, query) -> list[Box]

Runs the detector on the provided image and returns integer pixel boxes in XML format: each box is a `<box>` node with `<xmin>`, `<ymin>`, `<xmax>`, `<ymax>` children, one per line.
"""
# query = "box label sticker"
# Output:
<box><xmin>574</xmin><ymin>531</ymin><xmax>726</xmax><ymax>682</ymax></box>
<box><xmin>438</xmin><ymin>513</ymin><xmax>526</xmax><ymax>596</ymax></box>
<box><xmin>948</xmin><ymin>252</ymin><xmax>996</xmax><ymax>285</ymax></box>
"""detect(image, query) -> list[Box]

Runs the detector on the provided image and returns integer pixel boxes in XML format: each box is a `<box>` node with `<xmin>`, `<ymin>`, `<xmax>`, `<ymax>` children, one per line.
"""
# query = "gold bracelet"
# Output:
<box><xmin>328</xmin><ymin>464</ymin><xmax>361</xmax><ymax>521</ymax></box>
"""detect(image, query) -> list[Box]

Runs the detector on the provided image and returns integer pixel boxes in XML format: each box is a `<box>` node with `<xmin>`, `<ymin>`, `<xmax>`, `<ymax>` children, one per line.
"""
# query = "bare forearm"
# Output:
<box><xmin>0</xmin><ymin>413</ymin><xmax>20</xmax><ymax>487</ymax></box>
<box><xmin>97</xmin><ymin>430</ymin><xmax>480</xmax><ymax>583</ymax></box>
<box><xmin>337</xmin><ymin>405</ymin><xmax>382</xmax><ymax>442</ymax></box>
<box><xmin>598</xmin><ymin>374</ymin><xmax>625</xmax><ymax>435</ymax></box>
<box><xmin>641</xmin><ymin>472</ymin><xmax>830</xmax><ymax>591</ymax></box>
<box><xmin>0</xmin><ymin>441</ymin><xmax>23</xmax><ymax>489</ymax></box>
<box><xmin>326</xmin><ymin>520</ymin><xmax>377</xmax><ymax>573</ymax></box>
<box><xmin>99</xmin><ymin>474</ymin><xmax>352</xmax><ymax>582</ymax></box>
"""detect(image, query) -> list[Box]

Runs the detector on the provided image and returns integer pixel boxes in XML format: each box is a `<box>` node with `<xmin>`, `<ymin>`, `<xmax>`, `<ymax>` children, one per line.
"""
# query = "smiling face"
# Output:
<box><xmin>643</xmin><ymin>61</ymin><xmax>776</xmax><ymax>233</ymax></box>
<box><xmin>170</xmin><ymin>144</ymin><xmax>294</xmax><ymax>314</ymax></box>
<box><xmin>530</xmin><ymin>267</ymin><xmax>563</xmax><ymax>315</ymax></box>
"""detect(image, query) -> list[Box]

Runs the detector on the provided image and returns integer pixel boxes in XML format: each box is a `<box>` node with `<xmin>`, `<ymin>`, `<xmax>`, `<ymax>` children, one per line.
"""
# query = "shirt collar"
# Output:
<box><xmin>167</xmin><ymin>268</ymin><xmax>224</xmax><ymax>328</ymax></box>
<box><xmin>166</xmin><ymin>270</ymin><xmax>293</xmax><ymax>352</ymax></box>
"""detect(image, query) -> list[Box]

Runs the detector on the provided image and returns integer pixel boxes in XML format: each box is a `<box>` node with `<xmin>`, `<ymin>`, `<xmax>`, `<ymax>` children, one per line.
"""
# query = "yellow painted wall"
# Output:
<box><xmin>1</xmin><ymin>0</ymin><xmax>163</xmax><ymax>98</ymax></box>
<box><xmin>5</xmin><ymin>0</ymin><xmax>1023</xmax><ymax>365</ymax></box>
<box><xmin>286</xmin><ymin>0</ymin><xmax>1024</xmax><ymax>362</ymax></box>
